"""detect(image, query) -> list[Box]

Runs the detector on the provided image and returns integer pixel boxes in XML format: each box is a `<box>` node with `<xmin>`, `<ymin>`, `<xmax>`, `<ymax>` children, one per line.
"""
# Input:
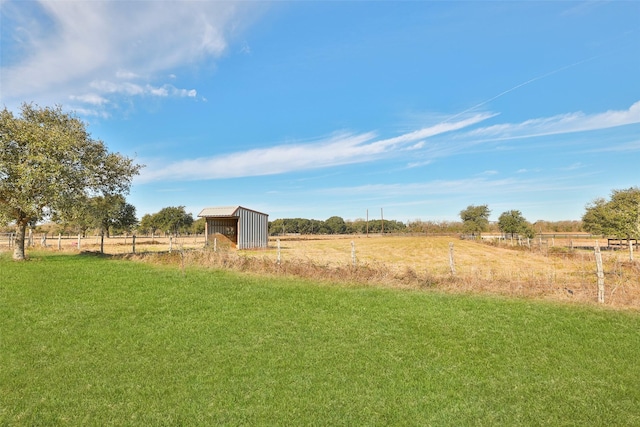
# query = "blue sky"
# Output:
<box><xmin>2</xmin><ymin>1</ymin><xmax>639</xmax><ymax>223</ymax></box>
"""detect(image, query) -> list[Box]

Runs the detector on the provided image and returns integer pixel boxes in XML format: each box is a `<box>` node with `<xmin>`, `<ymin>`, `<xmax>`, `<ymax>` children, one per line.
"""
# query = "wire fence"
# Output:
<box><xmin>0</xmin><ymin>232</ymin><xmax>207</xmax><ymax>255</ymax></box>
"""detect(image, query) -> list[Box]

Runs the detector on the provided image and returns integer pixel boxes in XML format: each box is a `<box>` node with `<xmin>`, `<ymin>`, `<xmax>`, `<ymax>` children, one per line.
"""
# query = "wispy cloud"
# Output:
<box><xmin>137</xmin><ymin>113</ymin><xmax>493</xmax><ymax>183</ymax></box>
<box><xmin>464</xmin><ymin>100</ymin><xmax>640</xmax><ymax>141</ymax></box>
<box><xmin>0</xmin><ymin>1</ymin><xmax>260</xmax><ymax>113</ymax></box>
<box><xmin>137</xmin><ymin>100</ymin><xmax>640</xmax><ymax>184</ymax></box>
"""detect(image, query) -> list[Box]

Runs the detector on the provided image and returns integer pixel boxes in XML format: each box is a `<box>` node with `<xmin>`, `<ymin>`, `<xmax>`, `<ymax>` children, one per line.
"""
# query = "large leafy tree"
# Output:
<box><xmin>0</xmin><ymin>104</ymin><xmax>141</xmax><ymax>260</ymax></box>
<box><xmin>498</xmin><ymin>210</ymin><xmax>534</xmax><ymax>239</ymax></box>
<box><xmin>459</xmin><ymin>204</ymin><xmax>491</xmax><ymax>237</ymax></box>
<box><xmin>583</xmin><ymin>187</ymin><xmax>640</xmax><ymax>239</ymax></box>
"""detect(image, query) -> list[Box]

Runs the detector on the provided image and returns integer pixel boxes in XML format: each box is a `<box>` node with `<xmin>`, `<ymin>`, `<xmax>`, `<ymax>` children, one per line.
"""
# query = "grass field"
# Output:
<box><xmin>1</xmin><ymin>251</ymin><xmax>639</xmax><ymax>425</ymax></box>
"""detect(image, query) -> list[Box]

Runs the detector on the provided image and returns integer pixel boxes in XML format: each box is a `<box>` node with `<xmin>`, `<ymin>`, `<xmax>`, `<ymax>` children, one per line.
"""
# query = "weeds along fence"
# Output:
<box><xmin>175</xmin><ymin>236</ymin><xmax>640</xmax><ymax>308</ymax></box>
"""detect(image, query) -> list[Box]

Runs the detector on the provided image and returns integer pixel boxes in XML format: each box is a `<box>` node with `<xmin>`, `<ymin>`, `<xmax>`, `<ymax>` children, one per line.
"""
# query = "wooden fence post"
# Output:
<box><xmin>277</xmin><ymin>238</ymin><xmax>281</xmax><ymax>265</ymax></box>
<box><xmin>595</xmin><ymin>242</ymin><xmax>605</xmax><ymax>304</ymax></box>
<box><xmin>58</xmin><ymin>233</ymin><xmax>62</xmax><ymax>251</ymax></box>
<box><xmin>132</xmin><ymin>235</ymin><xmax>136</xmax><ymax>254</ymax></box>
<box><xmin>169</xmin><ymin>236</ymin><xmax>173</xmax><ymax>253</ymax></box>
<box><xmin>77</xmin><ymin>234</ymin><xmax>81</xmax><ymax>251</ymax></box>
<box><xmin>351</xmin><ymin>241</ymin><xmax>356</xmax><ymax>267</ymax></box>
<box><xmin>630</xmin><ymin>239</ymin><xmax>634</xmax><ymax>262</ymax></box>
<box><xmin>449</xmin><ymin>242</ymin><xmax>456</xmax><ymax>276</ymax></box>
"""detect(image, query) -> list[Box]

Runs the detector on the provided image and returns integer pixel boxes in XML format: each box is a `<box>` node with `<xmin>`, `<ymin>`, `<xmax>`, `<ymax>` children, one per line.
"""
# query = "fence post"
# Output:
<box><xmin>132</xmin><ymin>235</ymin><xmax>136</xmax><ymax>254</ymax></box>
<box><xmin>351</xmin><ymin>241</ymin><xmax>356</xmax><ymax>267</ymax></box>
<box><xmin>449</xmin><ymin>242</ymin><xmax>456</xmax><ymax>276</ymax></box>
<box><xmin>214</xmin><ymin>237</ymin><xmax>217</xmax><ymax>253</ymax></box>
<box><xmin>630</xmin><ymin>239</ymin><xmax>634</xmax><ymax>262</ymax></box>
<box><xmin>277</xmin><ymin>238</ymin><xmax>281</xmax><ymax>265</ymax></box>
<box><xmin>77</xmin><ymin>234</ymin><xmax>81</xmax><ymax>251</ymax></box>
<box><xmin>58</xmin><ymin>233</ymin><xmax>62</xmax><ymax>251</ymax></box>
<box><xmin>169</xmin><ymin>236</ymin><xmax>173</xmax><ymax>253</ymax></box>
<box><xmin>595</xmin><ymin>242</ymin><xmax>605</xmax><ymax>304</ymax></box>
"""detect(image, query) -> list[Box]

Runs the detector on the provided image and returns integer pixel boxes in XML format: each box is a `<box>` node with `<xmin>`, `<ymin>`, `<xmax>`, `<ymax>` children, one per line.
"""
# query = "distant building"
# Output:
<box><xmin>198</xmin><ymin>206</ymin><xmax>268</xmax><ymax>250</ymax></box>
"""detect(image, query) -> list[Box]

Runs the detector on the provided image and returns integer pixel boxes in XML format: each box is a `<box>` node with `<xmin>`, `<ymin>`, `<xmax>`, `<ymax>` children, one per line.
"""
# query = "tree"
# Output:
<box><xmin>325</xmin><ymin>216</ymin><xmax>347</xmax><ymax>234</ymax></box>
<box><xmin>191</xmin><ymin>217</ymin><xmax>206</xmax><ymax>234</ymax></box>
<box><xmin>58</xmin><ymin>194</ymin><xmax>137</xmax><ymax>238</ymax></box>
<box><xmin>459</xmin><ymin>205</ymin><xmax>491</xmax><ymax>237</ymax></box>
<box><xmin>91</xmin><ymin>195</ymin><xmax>138</xmax><ymax>237</ymax></box>
<box><xmin>583</xmin><ymin>187</ymin><xmax>640</xmax><ymax>240</ymax></box>
<box><xmin>498</xmin><ymin>210</ymin><xmax>533</xmax><ymax>238</ymax></box>
<box><xmin>153</xmin><ymin>206</ymin><xmax>194</xmax><ymax>236</ymax></box>
<box><xmin>139</xmin><ymin>213</ymin><xmax>160</xmax><ymax>236</ymax></box>
<box><xmin>0</xmin><ymin>104</ymin><xmax>142</xmax><ymax>260</ymax></box>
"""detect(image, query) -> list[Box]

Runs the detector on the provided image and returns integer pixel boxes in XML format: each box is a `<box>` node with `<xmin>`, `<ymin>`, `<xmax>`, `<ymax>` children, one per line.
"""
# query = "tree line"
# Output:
<box><xmin>268</xmin><ymin>216</ymin><xmax>407</xmax><ymax>236</ymax></box>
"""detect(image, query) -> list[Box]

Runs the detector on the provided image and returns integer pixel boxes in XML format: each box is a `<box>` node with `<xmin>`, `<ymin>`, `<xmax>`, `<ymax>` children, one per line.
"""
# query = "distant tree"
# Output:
<box><xmin>87</xmin><ymin>195</ymin><xmax>137</xmax><ymax>237</ymax></box>
<box><xmin>459</xmin><ymin>205</ymin><xmax>491</xmax><ymax>237</ymax></box>
<box><xmin>533</xmin><ymin>220</ymin><xmax>583</xmax><ymax>233</ymax></box>
<box><xmin>139</xmin><ymin>213</ymin><xmax>160</xmax><ymax>236</ymax></box>
<box><xmin>153</xmin><ymin>206</ymin><xmax>194</xmax><ymax>235</ymax></box>
<box><xmin>582</xmin><ymin>187</ymin><xmax>640</xmax><ymax>239</ymax></box>
<box><xmin>407</xmin><ymin>220</ymin><xmax>464</xmax><ymax>234</ymax></box>
<box><xmin>268</xmin><ymin>219</ymin><xmax>286</xmax><ymax>236</ymax></box>
<box><xmin>191</xmin><ymin>217</ymin><xmax>206</xmax><ymax>234</ymax></box>
<box><xmin>498</xmin><ymin>210</ymin><xmax>534</xmax><ymax>239</ymax></box>
<box><xmin>0</xmin><ymin>103</ymin><xmax>141</xmax><ymax>260</ymax></box>
<box><xmin>325</xmin><ymin>216</ymin><xmax>347</xmax><ymax>234</ymax></box>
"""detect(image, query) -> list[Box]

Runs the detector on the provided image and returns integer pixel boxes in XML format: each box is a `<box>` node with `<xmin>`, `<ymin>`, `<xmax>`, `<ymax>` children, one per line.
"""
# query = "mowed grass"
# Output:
<box><xmin>1</xmin><ymin>252</ymin><xmax>639</xmax><ymax>425</ymax></box>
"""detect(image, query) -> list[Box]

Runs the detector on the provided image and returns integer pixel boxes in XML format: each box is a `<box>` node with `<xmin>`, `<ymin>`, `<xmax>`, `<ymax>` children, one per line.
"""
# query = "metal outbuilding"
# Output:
<box><xmin>198</xmin><ymin>206</ymin><xmax>269</xmax><ymax>250</ymax></box>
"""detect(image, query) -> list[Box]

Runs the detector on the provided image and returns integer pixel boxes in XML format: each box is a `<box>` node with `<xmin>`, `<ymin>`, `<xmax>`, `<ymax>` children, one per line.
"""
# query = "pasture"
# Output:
<box><xmin>3</xmin><ymin>233</ymin><xmax>639</xmax><ymax>308</ymax></box>
<box><xmin>246</xmin><ymin>235</ymin><xmax>640</xmax><ymax>309</ymax></box>
<box><xmin>1</xmin><ymin>250</ymin><xmax>639</xmax><ymax>425</ymax></box>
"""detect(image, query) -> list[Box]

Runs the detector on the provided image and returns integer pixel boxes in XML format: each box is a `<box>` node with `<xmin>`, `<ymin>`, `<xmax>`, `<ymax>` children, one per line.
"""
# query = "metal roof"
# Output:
<box><xmin>198</xmin><ymin>206</ymin><xmax>267</xmax><ymax>218</ymax></box>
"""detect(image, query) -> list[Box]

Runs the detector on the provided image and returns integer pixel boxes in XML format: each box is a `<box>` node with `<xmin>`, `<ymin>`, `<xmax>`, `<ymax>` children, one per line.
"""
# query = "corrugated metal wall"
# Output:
<box><xmin>237</xmin><ymin>208</ymin><xmax>269</xmax><ymax>249</ymax></box>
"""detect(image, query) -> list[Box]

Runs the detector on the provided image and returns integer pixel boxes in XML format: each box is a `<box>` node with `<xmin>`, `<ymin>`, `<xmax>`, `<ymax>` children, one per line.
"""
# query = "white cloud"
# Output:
<box><xmin>0</xmin><ymin>1</ymin><xmax>259</xmax><ymax>111</ymax></box>
<box><xmin>69</xmin><ymin>93</ymin><xmax>109</xmax><ymax>106</ymax></box>
<box><xmin>137</xmin><ymin>114</ymin><xmax>492</xmax><ymax>183</ymax></box>
<box><xmin>466</xmin><ymin>101</ymin><xmax>640</xmax><ymax>141</ymax></box>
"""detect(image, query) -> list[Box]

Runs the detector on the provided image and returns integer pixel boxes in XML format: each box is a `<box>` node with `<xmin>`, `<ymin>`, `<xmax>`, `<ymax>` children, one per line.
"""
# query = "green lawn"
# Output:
<box><xmin>1</xmin><ymin>252</ymin><xmax>639</xmax><ymax>425</ymax></box>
